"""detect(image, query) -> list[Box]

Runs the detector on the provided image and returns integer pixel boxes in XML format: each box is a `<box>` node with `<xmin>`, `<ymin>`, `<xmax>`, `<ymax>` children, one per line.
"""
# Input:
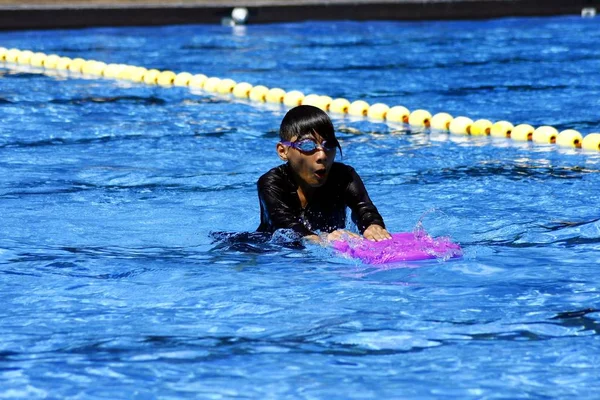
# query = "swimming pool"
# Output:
<box><xmin>1</xmin><ymin>16</ymin><xmax>600</xmax><ymax>399</ymax></box>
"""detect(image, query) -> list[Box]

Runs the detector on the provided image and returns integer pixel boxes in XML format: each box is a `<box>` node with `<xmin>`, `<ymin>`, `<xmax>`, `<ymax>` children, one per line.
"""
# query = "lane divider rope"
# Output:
<box><xmin>2</xmin><ymin>47</ymin><xmax>599</xmax><ymax>152</ymax></box>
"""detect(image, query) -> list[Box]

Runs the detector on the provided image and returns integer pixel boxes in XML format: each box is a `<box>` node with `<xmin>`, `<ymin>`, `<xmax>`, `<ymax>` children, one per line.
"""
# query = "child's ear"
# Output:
<box><xmin>276</xmin><ymin>142</ymin><xmax>288</xmax><ymax>161</ymax></box>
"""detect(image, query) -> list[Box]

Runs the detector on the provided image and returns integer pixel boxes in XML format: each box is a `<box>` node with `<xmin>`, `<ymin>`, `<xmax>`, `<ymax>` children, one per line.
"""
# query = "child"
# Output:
<box><xmin>256</xmin><ymin>105</ymin><xmax>391</xmax><ymax>243</ymax></box>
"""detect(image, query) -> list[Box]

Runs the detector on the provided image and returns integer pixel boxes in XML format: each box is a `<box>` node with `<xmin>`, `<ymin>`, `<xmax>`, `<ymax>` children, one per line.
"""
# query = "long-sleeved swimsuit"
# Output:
<box><xmin>257</xmin><ymin>162</ymin><xmax>385</xmax><ymax>236</ymax></box>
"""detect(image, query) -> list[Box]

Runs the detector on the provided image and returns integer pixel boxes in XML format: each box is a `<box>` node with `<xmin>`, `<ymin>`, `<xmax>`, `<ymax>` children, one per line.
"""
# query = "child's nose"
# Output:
<box><xmin>315</xmin><ymin>148</ymin><xmax>329</xmax><ymax>162</ymax></box>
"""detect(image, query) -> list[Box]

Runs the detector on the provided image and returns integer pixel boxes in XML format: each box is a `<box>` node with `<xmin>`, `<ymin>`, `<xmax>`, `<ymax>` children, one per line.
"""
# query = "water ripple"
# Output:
<box><xmin>48</xmin><ymin>95</ymin><xmax>167</xmax><ymax>106</ymax></box>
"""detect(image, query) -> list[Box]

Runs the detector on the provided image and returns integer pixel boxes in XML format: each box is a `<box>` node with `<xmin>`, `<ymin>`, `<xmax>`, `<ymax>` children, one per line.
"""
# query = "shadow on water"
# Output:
<box><xmin>539</xmin><ymin>218</ymin><xmax>600</xmax><ymax>232</ymax></box>
<box><xmin>0</xmin><ymin>71</ymin><xmax>48</xmax><ymax>80</ymax></box>
<box><xmin>0</xmin><ymin>134</ymin><xmax>152</xmax><ymax>150</ymax></box>
<box><xmin>49</xmin><ymin>95</ymin><xmax>167</xmax><ymax>106</ymax></box>
<box><xmin>483</xmin><ymin>308</ymin><xmax>600</xmax><ymax>341</ymax></box>
<box><xmin>181</xmin><ymin>44</ymin><xmax>247</xmax><ymax>51</ymax></box>
<box><xmin>280</xmin><ymin>52</ymin><xmax>600</xmax><ymax>73</ymax></box>
<box><xmin>421</xmin><ymin>308</ymin><xmax>600</xmax><ymax>344</ymax></box>
<box><xmin>4</xmin><ymin>308</ymin><xmax>598</xmax><ymax>364</ymax></box>
<box><xmin>1</xmin><ymin>230</ymin><xmax>310</xmax><ymax>280</ymax></box>
<box><xmin>407</xmin><ymin>163</ymin><xmax>598</xmax><ymax>185</ymax></box>
<box><xmin>552</xmin><ymin>308</ymin><xmax>600</xmax><ymax>320</ymax></box>
<box><xmin>467</xmin><ymin>217</ymin><xmax>600</xmax><ymax>249</ymax></box>
<box><xmin>0</xmin><ymin>127</ymin><xmax>241</xmax><ymax>150</ymax></box>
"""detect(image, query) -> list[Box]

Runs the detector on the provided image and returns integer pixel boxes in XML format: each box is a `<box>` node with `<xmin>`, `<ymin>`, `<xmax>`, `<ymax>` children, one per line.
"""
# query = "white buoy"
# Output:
<box><xmin>232</xmin><ymin>7</ymin><xmax>249</xmax><ymax>24</ymax></box>
<box><xmin>582</xmin><ymin>8</ymin><xmax>596</xmax><ymax>18</ymax></box>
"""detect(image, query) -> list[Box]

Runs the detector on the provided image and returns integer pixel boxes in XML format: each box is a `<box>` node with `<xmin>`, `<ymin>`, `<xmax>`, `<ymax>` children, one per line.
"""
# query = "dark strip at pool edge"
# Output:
<box><xmin>0</xmin><ymin>0</ymin><xmax>596</xmax><ymax>30</ymax></box>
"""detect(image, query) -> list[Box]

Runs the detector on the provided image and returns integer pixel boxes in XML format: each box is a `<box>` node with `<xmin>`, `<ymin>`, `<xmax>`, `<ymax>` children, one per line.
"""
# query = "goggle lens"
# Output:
<box><xmin>294</xmin><ymin>140</ymin><xmax>337</xmax><ymax>152</ymax></box>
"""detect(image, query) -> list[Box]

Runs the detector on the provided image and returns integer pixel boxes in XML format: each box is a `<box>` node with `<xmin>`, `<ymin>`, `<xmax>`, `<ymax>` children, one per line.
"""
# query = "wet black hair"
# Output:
<box><xmin>279</xmin><ymin>105</ymin><xmax>342</xmax><ymax>154</ymax></box>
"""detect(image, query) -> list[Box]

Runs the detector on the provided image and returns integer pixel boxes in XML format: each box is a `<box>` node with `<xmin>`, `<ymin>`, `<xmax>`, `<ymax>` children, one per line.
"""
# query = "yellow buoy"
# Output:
<box><xmin>56</xmin><ymin>57</ymin><xmax>73</xmax><ymax>71</ymax></box>
<box><xmin>233</xmin><ymin>82</ymin><xmax>254</xmax><ymax>99</ymax></box>
<box><xmin>283</xmin><ymin>91</ymin><xmax>305</xmax><ymax>107</ymax></box>
<box><xmin>249</xmin><ymin>85</ymin><xmax>269</xmax><ymax>102</ymax></box>
<box><xmin>29</xmin><ymin>52</ymin><xmax>47</xmax><ymax>67</ymax></box>
<box><xmin>329</xmin><ymin>98</ymin><xmax>351</xmax><ymax>114</ymax></box>
<box><xmin>80</xmin><ymin>60</ymin><xmax>96</xmax><ymax>74</ymax></box>
<box><xmin>157</xmin><ymin>70</ymin><xmax>177</xmax><ymax>86</ymax></box>
<box><xmin>5</xmin><ymin>48</ymin><xmax>21</xmax><ymax>63</ymax></box>
<box><xmin>216</xmin><ymin>78</ymin><xmax>236</xmax><ymax>94</ymax></box>
<box><xmin>129</xmin><ymin>67</ymin><xmax>148</xmax><ymax>83</ymax></box>
<box><xmin>203</xmin><ymin>77</ymin><xmax>222</xmax><ymax>92</ymax></box>
<box><xmin>102</xmin><ymin>63</ymin><xmax>122</xmax><ymax>78</ymax></box>
<box><xmin>582</xmin><ymin>133</ymin><xmax>600</xmax><ymax>151</ymax></box>
<box><xmin>43</xmin><ymin>54</ymin><xmax>61</xmax><ymax>69</ymax></box>
<box><xmin>67</xmin><ymin>58</ymin><xmax>87</xmax><ymax>73</ymax></box>
<box><xmin>16</xmin><ymin>50</ymin><xmax>34</xmax><ymax>64</ymax></box>
<box><xmin>386</xmin><ymin>106</ymin><xmax>410</xmax><ymax>123</ymax></box>
<box><xmin>470</xmin><ymin>119</ymin><xmax>493</xmax><ymax>136</ymax></box>
<box><xmin>408</xmin><ymin>109</ymin><xmax>432</xmax><ymax>127</ymax></box>
<box><xmin>367</xmin><ymin>103</ymin><xmax>390</xmax><ymax>120</ymax></box>
<box><xmin>556</xmin><ymin>129</ymin><xmax>583</xmax><ymax>148</ymax></box>
<box><xmin>430</xmin><ymin>113</ymin><xmax>453</xmax><ymax>131</ymax></box>
<box><xmin>490</xmin><ymin>121</ymin><xmax>514</xmax><ymax>138</ymax></box>
<box><xmin>117</xmin><ymin>65</ymin><xmax>139</xmax><ymax>81</ymax></box>
<box><xmin>532</xmin><ymin>126</ymin><xmax>559</xmax><ymax>144</ymax></box>
<box><xmin>173</xmin><ymin>72</ymin><xmax>193</xmax><ymax>87</ymax></box>
<box><xmin>511</xmin><ymin>124</ymin><xmax>535</xmax><ymax>142</ymax></box>
<box><xmin>319</xmin><ymin>96</ymin><xmax>333</xmax><ymax>111</ymax></box>
<box><xmin>114</xmin><ymin>65</ymin><xmax>130</xmax><ymax>80</ymax></box>
<box><xmin>449</xmin><ymin>116</ymin><xmax>473</xmax><ymax>135</ymax></box>
<box><xmin>142</xmin><ymin>69</ymin><xmax>161</xmax><ymax>85</ymax></box>
<box><xmin>115</xmin><ymin>64</ymin><xmax>131</xmax><ymax>79</ymax></box>
<box><xmin>189</xmin><ymin>74</ymin><xmax>207</xmax><ymax>89</ymax></box>
<box><xmin>302</xmin><ymin>94</ymin><xmax>321</xmax><ymax>105</ymax></box>
<box><xmin>0</xmin><ymin>47</ymin><xmax>7</xmax><ymax>61</ymax></box>
<box><xmin>302</xmin><ymin>94</ymin><xmax>331</xmax><ymax>111</ymax></box>
<box><xmin>265</xmin><ymin>87</ymin><xmax>285</xmax><ymax>103</ymax></box>
<box><xmin>82</xmin><ymin>60</ymin><xmax>105</xmax><ymax>75</ymax></box>
<box><xmin>348</xmin><ymin>100</ymin><xmax>369</xmax><ymax>117</ymax></box>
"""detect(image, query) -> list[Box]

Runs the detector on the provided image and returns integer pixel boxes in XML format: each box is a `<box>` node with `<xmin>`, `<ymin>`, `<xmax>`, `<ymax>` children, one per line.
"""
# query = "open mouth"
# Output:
<box><xmin>314</xmin><ymin>168</ymin><xmax>327</xmax><ymax>179</ymax></box>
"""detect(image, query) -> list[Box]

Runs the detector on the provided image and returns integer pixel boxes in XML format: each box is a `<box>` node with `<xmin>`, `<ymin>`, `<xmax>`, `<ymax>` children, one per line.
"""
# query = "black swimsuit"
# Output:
<box><xmin>256</xmin><ymin>162</ymin><xmax>385</xmax><ymax>236</ymax></box>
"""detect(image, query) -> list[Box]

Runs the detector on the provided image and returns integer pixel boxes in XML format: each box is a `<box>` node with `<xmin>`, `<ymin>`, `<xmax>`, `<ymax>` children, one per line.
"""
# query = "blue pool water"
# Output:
<box><xmin>2</xmin><ymin>16</ymin><xmax>600</xmax><ymax>398</ymax></box>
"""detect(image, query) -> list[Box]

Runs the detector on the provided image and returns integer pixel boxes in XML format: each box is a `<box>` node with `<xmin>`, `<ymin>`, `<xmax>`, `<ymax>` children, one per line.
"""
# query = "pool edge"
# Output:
<box><xmin>0</xmin><ymin>0</ymin><xmax>595</xmax><ymax>30</ymax></box>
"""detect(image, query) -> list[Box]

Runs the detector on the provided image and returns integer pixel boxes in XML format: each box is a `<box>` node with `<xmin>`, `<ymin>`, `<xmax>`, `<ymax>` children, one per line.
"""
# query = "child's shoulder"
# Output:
<box><xmin>259</xmin><ymin>164</ymin><xmax>285</xmax><ymax>178</ymax></box>
<box><xmin>331</xmin><ymin>162</ymin><xmax>357</xmax><ymax>176</ymax></box>
<box><xmin>258</xmin><ymin>164</ymin><xmax>291</xmax><ymax>188</ymax></box>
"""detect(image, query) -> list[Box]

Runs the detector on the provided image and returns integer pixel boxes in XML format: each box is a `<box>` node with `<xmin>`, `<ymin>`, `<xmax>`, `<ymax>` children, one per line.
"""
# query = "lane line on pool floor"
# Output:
<box><xmin>2</xmin><ymin>47</ymin><xmax>600</xmax><ymax>153</ymax></box>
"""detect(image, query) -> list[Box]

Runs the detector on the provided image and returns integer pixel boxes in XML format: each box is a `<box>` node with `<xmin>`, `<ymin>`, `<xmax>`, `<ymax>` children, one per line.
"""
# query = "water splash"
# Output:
<box><xmin>412</xmin><ymin>207</ymin><xmax>455</xmax><ymax>238</ymax></box>
<box><xmin>209</xmin><ymin>229</ymin><xmax>305</xmax><ymax>254</ymax></box>
<box><xmin>412</xmin><ymin>208</ymin><xmax>462</xmax><ymax>262</ymax></box>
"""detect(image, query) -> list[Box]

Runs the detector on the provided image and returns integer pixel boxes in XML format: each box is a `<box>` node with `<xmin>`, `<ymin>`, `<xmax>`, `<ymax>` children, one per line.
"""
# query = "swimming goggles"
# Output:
<box><xmin>280</xmin><ymin>139</ymin><xmax>337</xmax><ymax>153</ymax></box>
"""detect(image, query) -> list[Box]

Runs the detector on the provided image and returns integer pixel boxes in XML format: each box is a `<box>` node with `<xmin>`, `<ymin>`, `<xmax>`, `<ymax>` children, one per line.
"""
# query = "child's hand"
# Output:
<box><xmin>304</xmin><ymin>230</ymin><xmax>359</xmax><ymax>245</ymax></box>
<box><xmin>326</xmin><ymin>229</ymin><xmax>360</xmax><ymax>242</ymax></box>
<box><xmin>363</xmin><ymin>224</ymin><xmax>392</xmax><ymax>242</ymax></box>
<box><xmin>304</xmin><ymin>234</ymin><xmax>322</xmax><ymax>244</ymax></box>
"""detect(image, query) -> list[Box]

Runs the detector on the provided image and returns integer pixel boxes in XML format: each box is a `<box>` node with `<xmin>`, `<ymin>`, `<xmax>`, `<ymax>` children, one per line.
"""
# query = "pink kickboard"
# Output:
<box><xmin>333</xmin><ymin>232</ymin><xmax>462</xmax><ymax>264</ymax></box>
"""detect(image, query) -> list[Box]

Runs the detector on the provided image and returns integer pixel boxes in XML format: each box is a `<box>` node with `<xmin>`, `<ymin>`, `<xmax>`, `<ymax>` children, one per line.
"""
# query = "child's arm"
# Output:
<box><xmin>344</xmin><ymin>166</ymin><xmax>391</xmax><ymax>241</ymax></box>
<box><xmin>258</xmin><ymin>174</ymin><xmax>315</xmax><ymax>237</ymax></box>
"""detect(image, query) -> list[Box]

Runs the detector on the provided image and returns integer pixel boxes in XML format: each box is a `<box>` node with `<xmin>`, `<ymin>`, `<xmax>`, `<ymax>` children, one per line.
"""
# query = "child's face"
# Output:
<box><xmin>278</xmin><ymin>132</ymin><xmax>336</xmax><ymax>188</ymax></box>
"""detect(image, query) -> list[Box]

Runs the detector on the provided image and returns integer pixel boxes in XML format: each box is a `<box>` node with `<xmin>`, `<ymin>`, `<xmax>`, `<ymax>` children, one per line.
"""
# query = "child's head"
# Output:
<box><xmin>279</xmin><ymin>105</ymin><xmax>335</xmax><ymax>141</ymax></box>
<box><xmin>276</xmin><ymin>105</ymin><xmax>341</xmax><ymax>188</ymax></box>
